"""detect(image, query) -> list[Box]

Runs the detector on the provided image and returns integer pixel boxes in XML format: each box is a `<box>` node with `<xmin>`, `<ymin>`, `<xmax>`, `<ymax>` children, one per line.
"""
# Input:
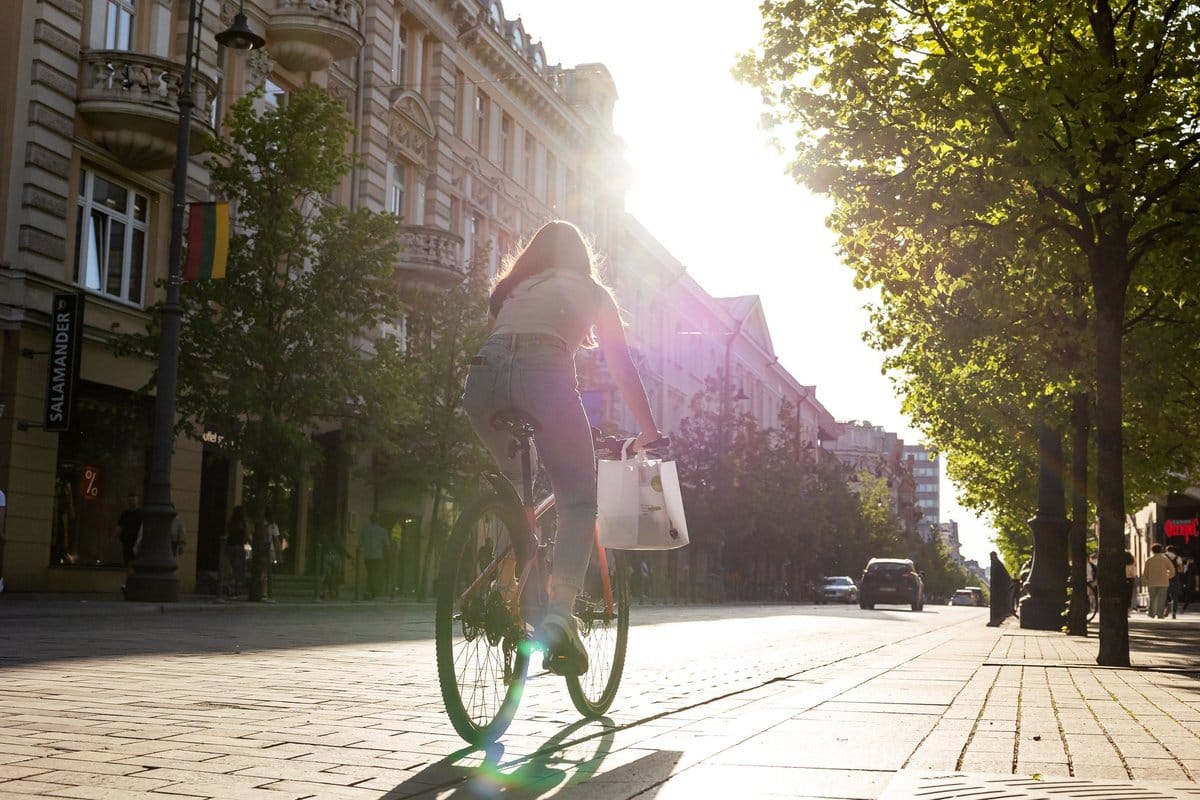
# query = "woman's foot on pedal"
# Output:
<box><xmin>539</xmin><ymin>610</ymin><xmax>588</xmax><ymax>676</ymax></box>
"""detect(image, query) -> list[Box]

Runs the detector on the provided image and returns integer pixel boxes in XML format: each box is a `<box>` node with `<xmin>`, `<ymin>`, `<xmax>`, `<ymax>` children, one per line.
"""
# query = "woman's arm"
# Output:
<box><xmin>594</xmin><ymin>291</ymin><xmax>662</xmax><ymax>449</ymax></box>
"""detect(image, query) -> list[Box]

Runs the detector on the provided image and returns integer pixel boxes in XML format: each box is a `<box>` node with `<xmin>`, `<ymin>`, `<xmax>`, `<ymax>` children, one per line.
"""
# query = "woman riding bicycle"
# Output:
<box><xmin>463</xmin><ymin>220</ymin><xmax>662</xmax><ymax>677</ymax></box>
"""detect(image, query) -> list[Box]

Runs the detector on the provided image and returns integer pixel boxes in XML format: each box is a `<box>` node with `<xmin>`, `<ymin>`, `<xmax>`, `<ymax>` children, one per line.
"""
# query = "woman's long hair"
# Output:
<box><xmin>489</xmin><ymin>220</ymin><xmax>598</xmax><ymax>316</ymax></box>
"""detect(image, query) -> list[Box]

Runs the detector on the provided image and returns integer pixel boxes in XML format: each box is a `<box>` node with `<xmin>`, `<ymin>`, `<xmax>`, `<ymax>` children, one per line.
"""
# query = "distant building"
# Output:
<box><xmin>903</xmin><ymin>444</ymin><xmax>940</xmax><ymax>540</ymax></box>
<box><xmin>936</xmin><ymin>521</ymin><xmax>964</xmax><ymax>565</ymax></box>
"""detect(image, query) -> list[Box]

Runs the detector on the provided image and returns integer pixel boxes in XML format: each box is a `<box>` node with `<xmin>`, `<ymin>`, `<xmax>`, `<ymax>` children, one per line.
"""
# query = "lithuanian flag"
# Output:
<box><xmin>183</xmin><ymin>201</ymin><xmax>230</xmax><ymax>281</ymax></box>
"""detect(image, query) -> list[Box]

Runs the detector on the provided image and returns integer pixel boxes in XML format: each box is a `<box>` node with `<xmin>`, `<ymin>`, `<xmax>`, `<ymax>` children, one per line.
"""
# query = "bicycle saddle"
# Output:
<box><xmin>490</xmin><ymin>409</ymin><xmax>539</xmax><ymax>434</ymax></box>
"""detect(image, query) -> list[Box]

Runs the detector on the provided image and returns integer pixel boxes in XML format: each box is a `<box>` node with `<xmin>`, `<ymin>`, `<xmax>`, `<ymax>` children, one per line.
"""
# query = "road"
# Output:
<box><xmin>0</xmin><ymin>601</ymin><xmax>991</xmax><ymax>798</ymax></box>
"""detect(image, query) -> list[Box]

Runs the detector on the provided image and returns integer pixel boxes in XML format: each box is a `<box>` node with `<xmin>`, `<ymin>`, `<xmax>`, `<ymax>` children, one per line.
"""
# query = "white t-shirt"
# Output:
<box><xmin>491</xmin><ymin>270</ymin><xmax>609</xmax><ymax>352</ymax></box>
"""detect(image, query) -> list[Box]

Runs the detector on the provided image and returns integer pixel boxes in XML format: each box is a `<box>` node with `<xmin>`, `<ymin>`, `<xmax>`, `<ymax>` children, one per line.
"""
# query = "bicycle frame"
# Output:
<box><xmin>455</xmin><ymin>459</ymin><xmax>617</xmax><ymax>627</ymax></box>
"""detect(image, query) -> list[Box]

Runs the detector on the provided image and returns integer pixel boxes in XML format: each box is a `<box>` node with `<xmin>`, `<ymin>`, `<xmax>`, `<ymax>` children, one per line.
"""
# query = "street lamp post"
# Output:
<box><xmin>125</xmin><ymin>1</ymin><xmax>262</xmax><ymax>602</ymax></box>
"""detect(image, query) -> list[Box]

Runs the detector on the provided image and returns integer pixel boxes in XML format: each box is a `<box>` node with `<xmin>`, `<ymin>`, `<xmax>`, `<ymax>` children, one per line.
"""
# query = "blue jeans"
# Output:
<box><xmin>463</xmin><ymin>334</ymin><xmax>597</xmax><ymax>594</ymax></box>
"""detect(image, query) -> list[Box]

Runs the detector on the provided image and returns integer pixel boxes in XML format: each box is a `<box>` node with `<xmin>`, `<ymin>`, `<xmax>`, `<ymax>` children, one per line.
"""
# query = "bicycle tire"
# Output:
<box><xmin>565</xmin><ymin>540</ymin><xmax>630</xmax><ymax>717</ymax></box>
<box><xmin>435</xmin><ymin>490</ymin><xmax>530</xmax><ymax>745</ymax></box>
<box><xmin>1087</xmin><ymin>586</ymin><xmax>1099</xmax><ymax>622</ymax></box>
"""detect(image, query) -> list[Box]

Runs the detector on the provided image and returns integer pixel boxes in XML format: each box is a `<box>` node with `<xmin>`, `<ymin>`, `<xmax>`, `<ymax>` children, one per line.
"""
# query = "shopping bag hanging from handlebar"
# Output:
<box><xmin>597</xmin><ymin>452</ymin><xmax>689</xmax><ymax>550</ymax></box>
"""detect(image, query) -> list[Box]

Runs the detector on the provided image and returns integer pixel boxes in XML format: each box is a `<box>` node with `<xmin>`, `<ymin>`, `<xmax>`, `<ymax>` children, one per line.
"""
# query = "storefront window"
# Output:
<box><xmin>51</xmin><ymin>382</ymin><xmax>151</xmax><ymax>566</ymax></box>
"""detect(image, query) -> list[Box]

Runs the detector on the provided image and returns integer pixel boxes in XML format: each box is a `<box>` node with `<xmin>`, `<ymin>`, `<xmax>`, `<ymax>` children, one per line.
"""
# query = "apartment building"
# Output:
<box><xmin>0</xmin><ymin>0</ymin><xmax>626</xmax><ymax>593</ymax></box>
<box><xmin>903</xmin><ymin>443</ymin><xmax>940</xmax><ymax>540</ymax></box>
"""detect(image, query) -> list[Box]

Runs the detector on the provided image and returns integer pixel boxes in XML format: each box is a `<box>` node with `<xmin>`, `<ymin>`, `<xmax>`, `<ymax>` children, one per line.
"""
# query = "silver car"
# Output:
<box><xmin>820</xmin><ymin>576</ymin><xmax>859</xmax><ymax>604</ymax></box>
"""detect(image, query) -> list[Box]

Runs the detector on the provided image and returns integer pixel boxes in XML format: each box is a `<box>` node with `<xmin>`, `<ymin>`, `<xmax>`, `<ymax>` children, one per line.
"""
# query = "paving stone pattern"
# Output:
<box><xmin>0</xmin><ymin>599</ymin><xmax>1197</xmax><ymax>799</ymax></box>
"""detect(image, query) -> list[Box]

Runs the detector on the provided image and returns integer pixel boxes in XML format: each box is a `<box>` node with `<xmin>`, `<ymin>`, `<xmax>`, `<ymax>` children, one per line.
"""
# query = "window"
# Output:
<box><xmin>545</xmin><ymin>151</ymin><xmax>557</xmax><ymax>208</ymax></box>
<box><xmin>474</xmin><ymin>91</ymin><xmax>489</xmax><ymax>153</ymax></box>
<box><xmin>523</xmin><ymin>133</ymin><xmax>535</xmax><ymax>188</ymax></box>
<box><xmin>104</xmin><ymin>0</ymin><xmax>135</xmax><ymax>50</ymax></box>
<box><xmin>264</xmin><ymin>77</ymin><xmax>287</xmax><ymax>108</ymax></box>
<box><xmin>500</xmin><ymin>113</ymin><xmax>512</xmax><ymax>173</ymax></box>
<box><xmin>394</xmin><ymin>22</ymin><xmax>408</xmax><ymax>86</ymax></box>
<box><xmin>51</xmin><ymin>381</ymin><xmax>152</xmax><ymax>567</ymax></box>
<box><xmin>388</xmin><ymin>162</ymin><xmax>406</xmax><ymax>217</ymax></box>
<box><xmin>75</xmin><ymin>168</ymin><xmax>148</xmax><ymax>305</ymax></box>
<box><xmin>455</xmin><ymin>69</ymin><xmax>466</xmax><ymax>136</ymax></box>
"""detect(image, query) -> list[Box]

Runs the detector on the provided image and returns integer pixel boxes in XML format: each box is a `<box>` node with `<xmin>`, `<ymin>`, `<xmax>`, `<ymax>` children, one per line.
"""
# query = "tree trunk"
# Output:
<box><xmin>1020</xmin><ymin>420</ymin><xmax>1069</xmax><ymax>630</ymax></box>
<box><xmin>1093</xmin><ymin>265</ymin><xmax>1130</xmax><ymax>666</ymax></box>
<box><xmin>416</xmin><ymin>483</ymin><xmax>444</xmax><ymax>601</ymax></box>
<box><xmin>1066</xmin><ymin>392</ymin><xmax>1090</xmax><ymax>636</ymax></box>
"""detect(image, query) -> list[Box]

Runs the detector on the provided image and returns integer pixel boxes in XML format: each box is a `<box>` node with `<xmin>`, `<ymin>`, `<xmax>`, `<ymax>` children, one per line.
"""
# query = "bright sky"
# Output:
<box><xmin>501</xmin><ymin>1</ymin><xmax>995</xmax><ymax>566</ymax></box>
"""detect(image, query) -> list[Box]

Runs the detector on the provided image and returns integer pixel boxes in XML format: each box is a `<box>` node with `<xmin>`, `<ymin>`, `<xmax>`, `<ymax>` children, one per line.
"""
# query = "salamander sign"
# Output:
<box><xmin>43</xmin><ymin>292</ymin><xmax>85</xmax><ymax>432</ymax></box>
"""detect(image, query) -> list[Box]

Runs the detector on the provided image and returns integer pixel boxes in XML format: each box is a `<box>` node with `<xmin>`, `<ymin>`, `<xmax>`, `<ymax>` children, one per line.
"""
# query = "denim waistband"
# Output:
<box><xmin>485</xmin><ymin>333</ymin><xmax>568</xmax><ymax>351</ymax></box>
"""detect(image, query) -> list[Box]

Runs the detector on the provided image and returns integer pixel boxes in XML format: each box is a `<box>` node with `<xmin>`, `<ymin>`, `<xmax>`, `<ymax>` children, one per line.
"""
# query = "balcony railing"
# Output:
<box><xmin>77</xmin><ymin>50</ymin><xmax>217</xmax><ymax>170</ymax></box>
<box><xmin>396</xmin><ymin>225</ymin><xmax>464</xmax><ymax>288</ymax></box>
<box><xmin>267</xmin><ymin>0</ymin><xmax>364</xmax><ymax>73</ymax></box>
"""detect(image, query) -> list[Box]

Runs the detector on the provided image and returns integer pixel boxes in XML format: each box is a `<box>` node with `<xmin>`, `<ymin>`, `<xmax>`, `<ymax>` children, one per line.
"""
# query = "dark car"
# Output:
<box><xmin>859</xmin><ymin>558</ymin><xmax>924</xmax><ymax>611</ymax></box>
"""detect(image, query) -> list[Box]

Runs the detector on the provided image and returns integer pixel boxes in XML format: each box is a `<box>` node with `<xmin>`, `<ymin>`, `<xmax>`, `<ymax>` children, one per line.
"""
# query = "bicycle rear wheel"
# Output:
<box><xmin>1087</xmin><ymin>585</ymin><xmax>1099</xmax><ymax>621</ymax></box>
<box><xmin>435</xmin><ymin>490</ymin><xmax>530</xmax><ymax>745</ymax></box>
<box><xmin>565</xmin><ymin>537</ymin><xmax>630</xmax><ymax>717</ymax></box>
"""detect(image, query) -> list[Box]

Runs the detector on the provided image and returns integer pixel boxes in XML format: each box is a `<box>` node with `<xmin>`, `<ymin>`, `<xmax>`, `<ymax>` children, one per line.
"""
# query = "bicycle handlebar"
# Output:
<box><xmin>592</xmin><ymin>429</ymin><xmax>671</xmax><ymax>460</ymax></box>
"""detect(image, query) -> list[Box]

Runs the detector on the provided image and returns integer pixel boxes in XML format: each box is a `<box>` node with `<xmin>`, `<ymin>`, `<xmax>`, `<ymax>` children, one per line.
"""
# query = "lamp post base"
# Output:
<box><xmin>124</xmin><ymin>572</ymin><xmax>180</xmax><ymax>603</ymax></box>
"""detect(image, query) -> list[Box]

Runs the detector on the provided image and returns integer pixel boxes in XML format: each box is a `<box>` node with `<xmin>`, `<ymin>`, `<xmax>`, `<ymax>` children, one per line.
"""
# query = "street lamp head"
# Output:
<box><xmin>216</xmin><ymin>11</ymin><xmax>265</xmax><ymax>51</ymax></box>
<box><xmin>732</xmin><ymin>387</ymin><xmax>750</xmax><ymax>403</ymax></box>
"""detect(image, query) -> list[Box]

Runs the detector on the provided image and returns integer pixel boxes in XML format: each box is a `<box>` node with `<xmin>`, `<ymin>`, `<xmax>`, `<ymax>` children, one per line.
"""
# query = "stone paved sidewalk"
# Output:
<box><xmin>0</xmin><ymin>595</ymin><xmax>1197</xmax><ymax>799</ymax></box>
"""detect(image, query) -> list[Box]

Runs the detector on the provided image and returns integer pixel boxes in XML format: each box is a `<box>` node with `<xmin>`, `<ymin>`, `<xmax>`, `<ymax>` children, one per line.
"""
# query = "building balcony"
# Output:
<box><xmin>77</xmin><ymin>50</ymin><xmax>218</xmax><ymax>170</ymax></box>
<box><xmin>396</xmin><ymin>225</ymin><xmax>464</xmax><ymax>288</ymax></box>
<box><xmin>267</xmin><ymin>0</ymin><xmax>364</xmax><ymax>73</ymax></box>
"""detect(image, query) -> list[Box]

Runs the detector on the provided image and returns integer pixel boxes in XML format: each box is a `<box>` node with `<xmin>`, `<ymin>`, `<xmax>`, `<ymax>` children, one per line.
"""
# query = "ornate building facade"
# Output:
<box><xmin>0</xmin><ymin>0</ymin><xmax>626</xmax><ymax>593</ymax></box>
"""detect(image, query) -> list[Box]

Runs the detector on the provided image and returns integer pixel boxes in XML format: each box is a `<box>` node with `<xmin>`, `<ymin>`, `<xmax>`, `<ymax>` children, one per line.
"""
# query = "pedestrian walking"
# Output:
<box><xmin>359</xmin><ymin>512</ymin><xmax>391</xmax><ymax>600</ymax></box>
<box><xmin>0</xmin><ymin>486</ymin><xmax>7</xmax><ymax>593</ymax></box>
<box><xmin>1165</xmin><ymin>545</ymin><xmax>1185</xmax><ymax>618</ymax></box>
<box><xmin>1123</xmin><ymin>550</ymin><xmax>1138</xmax><ymax>616</ymax></box>
<box><xmin>1142</xmin><ymin>544</ymin><xmax>1177</xmax><ymax>619</ymax></box>
<box><xmin>117</xmin><ymin>492</ymin><xmax>143</xmax><ymax>570</ymax></box>
<box><xmin>226</xmin><ymin>505</ymin><xmax>249</xmax><ymax>597</ymax></box>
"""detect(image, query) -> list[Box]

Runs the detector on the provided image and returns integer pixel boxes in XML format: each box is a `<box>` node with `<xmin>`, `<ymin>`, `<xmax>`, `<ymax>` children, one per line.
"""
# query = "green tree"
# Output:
<box><xmin>739</xmin><ymin>0</ymin><xmax>1200</xmax><ymax>665</ymax></box>
<box><xmin>359</xmin><ymin>256</ymin><xmax>493</xmax><ymax>598</ymax></box>
<box><xmin>121</xmin><ymin>86</ymin><xmax>402</xmax><ymax>600</ymax></box>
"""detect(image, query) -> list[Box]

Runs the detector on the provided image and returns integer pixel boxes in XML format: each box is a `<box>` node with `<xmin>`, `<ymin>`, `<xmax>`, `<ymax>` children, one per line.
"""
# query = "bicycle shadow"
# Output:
<box><xmin>388</xmin><ymin>716</ymin><xmax>682</xmax><ymax>798</ymax></box>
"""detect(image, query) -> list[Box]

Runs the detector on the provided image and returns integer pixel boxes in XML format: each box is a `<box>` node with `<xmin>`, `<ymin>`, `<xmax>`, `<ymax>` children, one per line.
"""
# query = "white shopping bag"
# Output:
<box><xmin>597</xmin><ymin>451</ymin><xmax>689</xmax><ymax>550</ymax></box>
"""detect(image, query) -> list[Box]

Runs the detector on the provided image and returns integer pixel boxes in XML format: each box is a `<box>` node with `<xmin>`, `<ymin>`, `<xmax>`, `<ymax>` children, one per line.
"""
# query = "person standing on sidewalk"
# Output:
<box><xmin>358</xmin><ymin>512</ymin><xmax>390</xmax><ymax>600</ymax></box>
<box><xmin>0</xmin><ymin>487</ymin><xmax>7</xmax><ymax>593</ymax></box>
<box><xmin>1165</xmin><ymin>545</ymin><xmax>1185</xmax><ymax>618</ymax></box>
<box><xmin>1142</xmin><ymin>544</ymin><xmax>1177</xmax><ymax>619</ymax></box>
<box><xmin>1124</xmin><ymin>550</ymin><xmax>1138</xmax><ymax>616</ymax></box>
<box><xmin>225</xmin><ymin>505</ymin><xmax>249</xmax><ymax>597</ymax></box>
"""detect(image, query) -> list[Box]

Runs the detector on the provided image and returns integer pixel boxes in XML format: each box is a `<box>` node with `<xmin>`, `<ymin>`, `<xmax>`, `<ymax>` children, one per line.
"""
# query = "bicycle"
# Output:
<box><xmin>1087</xmin><ymin>580</ymin><xmax>1099</xmax><ymax>622</ymax></box>
<box><xmin>434</xmin><ymin>409</ymin><xmax>667</xmax><ymax>745</ymax></box>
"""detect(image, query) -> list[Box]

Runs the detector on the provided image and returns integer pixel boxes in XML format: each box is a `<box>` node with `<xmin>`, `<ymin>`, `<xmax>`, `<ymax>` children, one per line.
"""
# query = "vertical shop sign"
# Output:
<box><xmin>43</xmin><ymin>292</ymin><xmax>85</xmax><ymax>432</ymax></box>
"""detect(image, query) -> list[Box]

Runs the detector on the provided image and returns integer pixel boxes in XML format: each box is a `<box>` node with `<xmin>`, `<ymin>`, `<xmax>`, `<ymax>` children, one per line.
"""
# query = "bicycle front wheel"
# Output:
<box><xmin>435</xmin><ymin>490</ymin><xmax>530</xmax><ymax>745</ymax></box>
<box><xmin>565</xmin><ymin>539</ymin><xmax>630</xmax><ymax>717</ymax></box>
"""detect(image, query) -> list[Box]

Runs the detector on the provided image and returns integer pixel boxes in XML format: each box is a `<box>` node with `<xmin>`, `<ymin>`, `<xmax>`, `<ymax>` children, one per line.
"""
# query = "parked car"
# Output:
<box><xmin>859</xmin><ymin>558</ymin><xmax>924</xmax><ymax>611</ymax></box>
<box><xmin>949</xmin><ymin>589</ymin><xmax>978</xmax><ymax>606</ymax></box>
<box><xmin>819</xmin><ymin>576</ymin><xmax>859</xmax><ymax>604</ymax></box>
<box><xmin>964</xmin><ymin>586</ymin><xmax>986</xmax><ymax>606</ymax></box>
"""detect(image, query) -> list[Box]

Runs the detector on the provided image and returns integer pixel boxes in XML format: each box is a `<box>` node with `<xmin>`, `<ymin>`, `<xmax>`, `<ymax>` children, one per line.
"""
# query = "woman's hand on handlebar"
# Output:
<box><xmin>635</xmin><ymin>429</ymin><xmax>666</xmax><ymax>453</ymax></box>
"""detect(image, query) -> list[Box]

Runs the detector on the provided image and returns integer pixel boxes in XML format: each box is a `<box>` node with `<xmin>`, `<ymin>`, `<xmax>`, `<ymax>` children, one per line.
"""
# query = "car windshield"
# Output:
<box><xmin>868</xmin><ymin>562</ymin><xmax>911</xmax><ymax>574</ymax></box>
<box><xmin>824</xmin><ymin>577</ymin><xmax>852</xmax><ymax>586</ymax></box>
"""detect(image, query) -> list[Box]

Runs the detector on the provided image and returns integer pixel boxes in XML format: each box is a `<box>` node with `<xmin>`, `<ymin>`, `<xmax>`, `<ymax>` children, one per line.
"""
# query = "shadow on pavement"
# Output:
<box><xmin>0</xmin><ymin>602</ymin><xmax>438</xmax><ymax>666</ymax></box>
<box><xmin>386</xmin><ymin>716</ymin><xmax>681</xmax><ymax>798</ymax></box>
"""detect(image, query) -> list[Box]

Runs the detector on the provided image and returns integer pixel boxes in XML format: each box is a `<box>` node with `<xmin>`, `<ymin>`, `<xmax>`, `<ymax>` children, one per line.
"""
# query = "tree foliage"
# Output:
<box><xmin>673</xmin><ymin>383</ymin><xmax>954</xmax><ymax>596</ymax></box>
<box><xmin>738</xmin><ymin>0</ymin><xmax>1200</xmax><ymax>663</ymax></box>
<box><xmin>119</xmin><ymin>86</ymin><xmax>403</xmax><ymax>599</ymax></box>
